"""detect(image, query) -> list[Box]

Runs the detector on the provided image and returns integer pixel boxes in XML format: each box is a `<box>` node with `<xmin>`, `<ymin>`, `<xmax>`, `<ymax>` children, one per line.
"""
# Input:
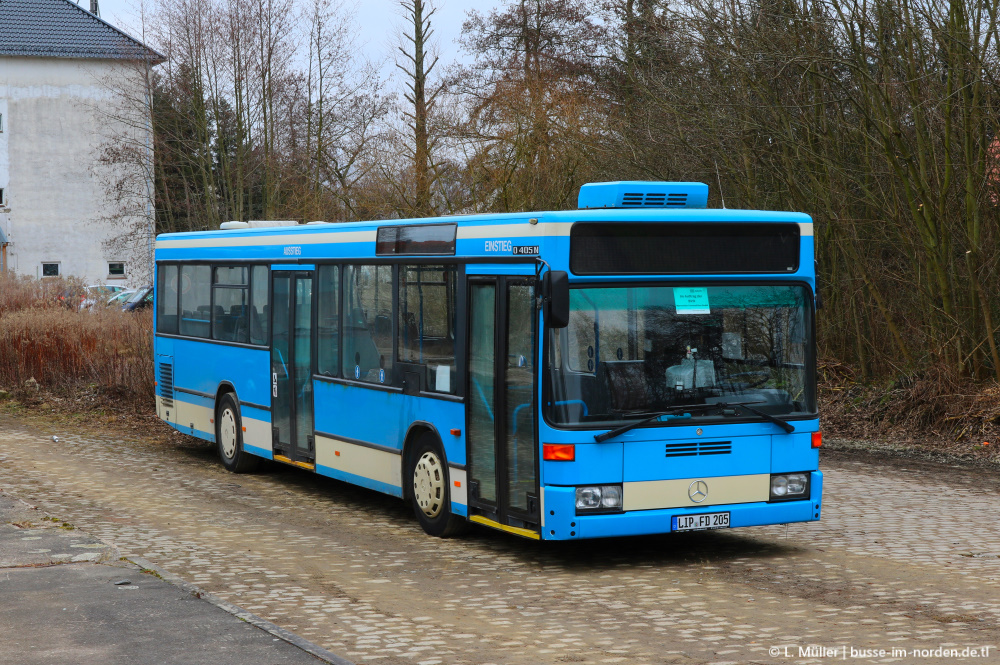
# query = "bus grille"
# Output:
<box><xmin>664</xmin><ymin>441</ymin><xmax>731</xmax><ymax>457</ymax></box>
<box><xmin>158</xmin><ymin>363</ymin><xmax>174</xmax><ymax>407</ymax></box>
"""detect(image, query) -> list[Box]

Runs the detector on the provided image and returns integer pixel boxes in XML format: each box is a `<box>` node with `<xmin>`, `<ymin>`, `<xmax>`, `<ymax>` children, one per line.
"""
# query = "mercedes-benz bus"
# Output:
<box><xmin>153</xmin><ymin>181</ymin><xmax>822</xmax><ymax>540</ymax></box>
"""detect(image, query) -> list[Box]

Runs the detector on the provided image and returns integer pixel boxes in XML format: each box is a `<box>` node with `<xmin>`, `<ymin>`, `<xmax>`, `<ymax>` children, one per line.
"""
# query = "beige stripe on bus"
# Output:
<box><xmin>623</xmin><ymin>473</ymin><xmax>771</xmax><ymax>511</ymax></box>
<box><xmin>156</xmin><ymin>229</ymin><xmax>377</xmax><ymax>250</ymax></box>
<box><xmin>456</xmin><ymin>222</ymin><xmax>573</xmax><ymax>239</ymax></box>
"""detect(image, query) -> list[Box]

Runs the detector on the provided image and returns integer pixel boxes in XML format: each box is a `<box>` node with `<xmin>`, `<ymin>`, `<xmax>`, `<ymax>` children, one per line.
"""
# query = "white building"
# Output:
<box><xmin>0</xmin><ymin>0</ymin><xmax>160</xmax><ymax>283</ymax></box>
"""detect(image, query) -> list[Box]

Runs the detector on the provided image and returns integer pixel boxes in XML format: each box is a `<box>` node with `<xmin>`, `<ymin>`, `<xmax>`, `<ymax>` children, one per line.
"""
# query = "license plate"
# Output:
<box><xmin>672</xmin><ymin>512</ymin><xmax>730</xmax><ymax>532</ymax></box>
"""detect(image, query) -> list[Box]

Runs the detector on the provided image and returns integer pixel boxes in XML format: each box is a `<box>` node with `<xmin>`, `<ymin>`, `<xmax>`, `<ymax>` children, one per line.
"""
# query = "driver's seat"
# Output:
<box><xmin>600</xmin><ymin>361</ymin><xmax>649</xmax><ymax>412</ymax></box>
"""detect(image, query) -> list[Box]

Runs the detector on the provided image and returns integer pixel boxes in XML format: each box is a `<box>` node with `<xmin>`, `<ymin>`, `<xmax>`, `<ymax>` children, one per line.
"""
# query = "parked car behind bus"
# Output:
<box><xmin>80</xmin><ymin>285</ymin><xmax>126</xmax><ymax>310</ymax></box>
<box><xmin>108</xmin><ymin>289</ymin><xmax>136</xmax><ymax>307</ymax></box>
<box><xmin>122</xmin><ymin>285</ymin><xmax>153</xmax><ymax>311</ymax></box>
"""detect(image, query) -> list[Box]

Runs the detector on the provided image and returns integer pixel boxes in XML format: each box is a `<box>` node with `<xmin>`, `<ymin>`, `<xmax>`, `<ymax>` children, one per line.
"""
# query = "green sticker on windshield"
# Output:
<box><xmin>674</xmin><ymin>287</ymin><xmax>710</xmax><ymax>314</ymax></box>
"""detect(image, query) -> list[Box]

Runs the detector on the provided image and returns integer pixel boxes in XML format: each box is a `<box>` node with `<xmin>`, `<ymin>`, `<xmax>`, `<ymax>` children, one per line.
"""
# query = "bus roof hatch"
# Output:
<box><xmin>577</xmin><ymin>181</ymin><xmax>709</xmax><ymax>210</ymax></box>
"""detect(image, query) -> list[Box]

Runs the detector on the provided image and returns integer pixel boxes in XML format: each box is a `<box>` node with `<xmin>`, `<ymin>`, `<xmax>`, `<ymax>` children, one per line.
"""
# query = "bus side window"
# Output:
<box><xmin>317</xmin><ymin>265</ymin><xmax>340</xmax><ymax>375</ymax></box>
<box><xmin>212</xmin><ymin>266</ymin><xmax>249</xmax><ymax>344</ymax></box>
<box><xmin>398</xmin><ymin>265</ymin><xmax>457</xmax><ymax>394</ymax></box>
<box><xmin>156</xmin><ymin>264</ymin><xmax>179</xmax><ymax>334</ymax></box>
<box><xmin>249</xmin><ymin>266</ymin><xmax>268</xmax><ymax>345</ymax></box>
<box><xmin>568</xmin><ymin>290</ymin><xmax>598</xmax><ymax>374</ymax></box>
<box><xmin>179</xmin><ymin>265</ymin><xmax>211</xmax><ymax>338</ymax></box>
<box><xmin>342</xmin><ymin>265</ymin><xmax>393</xmax><ymax>384</ymax></box>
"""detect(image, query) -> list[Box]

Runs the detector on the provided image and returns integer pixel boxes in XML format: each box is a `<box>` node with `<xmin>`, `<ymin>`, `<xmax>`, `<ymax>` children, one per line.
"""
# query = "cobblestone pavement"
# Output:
<box><xmin>0</xmin><ymin>417</ymin><xmax>998</xmax><ymax>665</ymax></box>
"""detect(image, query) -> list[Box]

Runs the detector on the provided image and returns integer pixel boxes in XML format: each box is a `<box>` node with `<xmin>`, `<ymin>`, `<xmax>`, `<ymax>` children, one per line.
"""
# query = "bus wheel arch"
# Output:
<box><xmin>215</xmin><ymin>382</ymin><xmax>238</xmax><ymax>408</ymax></box>
<box><xmin>401</xmin><ymin>422</ymin><xmax>440</xmax><ymax>499</ymax></box>
<box><xmin>403</xmin><ymin>427</ymin><xmax>467</xmax><ymax>537</ymax></box>
<box><xmin>215</xmin><ymin>390</ymin><xmax>259</xmax><ymax>473</ymax></box>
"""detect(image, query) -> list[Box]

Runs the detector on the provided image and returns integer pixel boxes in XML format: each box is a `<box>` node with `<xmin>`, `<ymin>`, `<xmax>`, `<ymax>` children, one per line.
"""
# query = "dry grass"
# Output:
<box><xmin>0</xmin><ymin>273</ymin><xmax>88</xmax><ymax>315</ymax></box>
<box><xmin>819</xmin><ymin>359</ymin><xmax>1000</xmax><ymax>462</ymax></box>
<box><xmin>0</xmin><ymin>273</ymin><xmax>153</xmax><ymax>408</ymax></box>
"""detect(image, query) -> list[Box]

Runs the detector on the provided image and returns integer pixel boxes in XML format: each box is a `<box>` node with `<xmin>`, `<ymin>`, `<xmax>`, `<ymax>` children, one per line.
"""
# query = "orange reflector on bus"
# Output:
<box><xmin>543</xmin><ymin>443</ymin><xmax>575</xmax><ymax>461</ymax></box>
<box><xmin>450</xmin><ymin>428</ymin><xmax>461</xmax><ymax>436</ymax></box>
<box><xmin>811</xmin><ymin>431</ymin><xmax>822</xmax><ymax>448</ymax></box>
<box><xmin>335</xmin><ymin>451</ymin><xmax>340</xmax><ymax>456</ymax></box>
<box><xmin>454</xmin><ymin>480</ymin><xmax>461</xmax><ymax>488</ymax></box>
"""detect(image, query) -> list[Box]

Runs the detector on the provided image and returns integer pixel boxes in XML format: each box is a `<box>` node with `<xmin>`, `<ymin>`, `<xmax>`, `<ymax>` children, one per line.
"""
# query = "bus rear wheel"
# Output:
<box><xmin>409</xmin><ymin>434</ymin><xmax>467</xmax><ymax>537</ymax></box>
<box><xmin>216</xmin><ymin>393</ymin><xmax>260</xmax><ymax>473</ymax></box>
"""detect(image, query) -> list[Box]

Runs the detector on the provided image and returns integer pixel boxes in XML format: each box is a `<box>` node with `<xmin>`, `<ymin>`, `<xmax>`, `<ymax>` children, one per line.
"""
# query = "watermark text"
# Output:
<box><xmin>768</xmin><ymin>645</ymin><xmax>992</xmax><ymax>659</ymax></box>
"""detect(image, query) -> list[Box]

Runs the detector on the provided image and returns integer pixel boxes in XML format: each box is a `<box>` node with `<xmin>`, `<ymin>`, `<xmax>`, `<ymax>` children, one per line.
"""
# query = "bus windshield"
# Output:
<box><xmin>545</xmin><ymin>284</ymin><xmax>815</xmax><ymax>427</ymax></box>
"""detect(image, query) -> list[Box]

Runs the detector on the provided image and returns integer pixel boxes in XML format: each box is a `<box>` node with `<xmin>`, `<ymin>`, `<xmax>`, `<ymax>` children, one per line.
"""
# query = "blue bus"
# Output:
<box><xmin>153</xmin><ymin>181</ymin><xmax>821</xmax><ymax>540</ymax></box>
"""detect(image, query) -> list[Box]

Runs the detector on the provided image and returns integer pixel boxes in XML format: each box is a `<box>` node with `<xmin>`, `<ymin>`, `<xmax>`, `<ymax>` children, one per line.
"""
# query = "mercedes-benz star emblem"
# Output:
<box><xmin>688</xmin><ymin>480</ymin><xmax>709</xmax><ymax>503</ymax></box>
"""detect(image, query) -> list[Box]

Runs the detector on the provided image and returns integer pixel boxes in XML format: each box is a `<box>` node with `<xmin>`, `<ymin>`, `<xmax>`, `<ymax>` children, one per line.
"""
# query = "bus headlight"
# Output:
<box><xmin>770</xmin><ymin>473</ymin><xmax>810</xmax><ymax>500</ymax></box>
<box><xmin>601</xmin><ymin>485</ymin><xmax>623</xmax><ymax>509</ymax></box>
<box><xmin>575</xmin><ymin>485</ymin><xmax>624</xmax><ymax>512</ymax></box>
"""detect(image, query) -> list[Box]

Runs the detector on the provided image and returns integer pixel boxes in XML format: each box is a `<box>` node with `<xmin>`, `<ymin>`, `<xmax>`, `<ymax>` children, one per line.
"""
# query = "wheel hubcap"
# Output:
<box><xmin>413</xmin><ymin>451</ymin><xmax>445</xmax><ymax>518</ymax></box>
<box><xmin>220</xmin><ymin>408</ymin><xmax>237</xmax><ymax>460</ymax></box>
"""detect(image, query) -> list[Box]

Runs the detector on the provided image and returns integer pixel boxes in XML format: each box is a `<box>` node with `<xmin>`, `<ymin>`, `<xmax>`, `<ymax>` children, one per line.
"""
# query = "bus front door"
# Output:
<box><xmin>271</xmin><ymin>270</ymin><xmax>315</xmax><ymax>465</ymax></box>
<box><xmin>467</xmin><ymin>277</ymin><xmax>540</xmax><ymax>533</ymax></box>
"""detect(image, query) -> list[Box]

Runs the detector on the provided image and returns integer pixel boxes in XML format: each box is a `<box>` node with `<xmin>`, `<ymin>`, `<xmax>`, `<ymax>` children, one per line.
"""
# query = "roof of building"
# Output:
<box><xmin>0</xmin><ymin>0</ymin><xmax>163</xmax><ymax>61</ymax></box>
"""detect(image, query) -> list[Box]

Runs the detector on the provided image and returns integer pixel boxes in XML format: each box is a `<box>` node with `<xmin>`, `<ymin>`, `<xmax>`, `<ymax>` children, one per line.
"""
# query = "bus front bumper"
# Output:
<box><xmin>541</xmin><ymin>471</ymin><xmax>823</xmax><ymax>540</ymax></box>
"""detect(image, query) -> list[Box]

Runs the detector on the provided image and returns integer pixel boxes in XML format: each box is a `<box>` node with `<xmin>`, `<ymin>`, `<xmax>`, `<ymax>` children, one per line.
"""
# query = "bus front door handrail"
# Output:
<box><xmin>511</xmin><ymin>402</ymin><xmax>531</xmax><ymax>434</ymax></box>
<box><xmin>551</xmin><ymin>400</ymin><xmax>589</xmax><ymax>417</ymax></box>
<box><xmin>471</xmin><ymin>376</ymin><xmax>494</xmax><ymax>422</ymax></box>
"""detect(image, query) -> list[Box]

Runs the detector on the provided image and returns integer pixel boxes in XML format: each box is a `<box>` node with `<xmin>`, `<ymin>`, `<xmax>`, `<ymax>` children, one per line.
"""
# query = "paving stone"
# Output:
<box><xmin>0</xmin><ymin>423</ymin><xmax>999</xmax><ymax>664</ymax></box>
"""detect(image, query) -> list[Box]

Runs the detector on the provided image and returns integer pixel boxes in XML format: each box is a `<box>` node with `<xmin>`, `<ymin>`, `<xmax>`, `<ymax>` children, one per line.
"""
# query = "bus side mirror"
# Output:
<box><xmin>543</xmin><ymin>270</ymin><xmax>569</xmax><ymax>328</ymax></box>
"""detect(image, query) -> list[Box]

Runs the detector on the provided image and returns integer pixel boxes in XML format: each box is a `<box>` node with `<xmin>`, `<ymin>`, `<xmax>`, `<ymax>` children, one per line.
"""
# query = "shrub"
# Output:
<box><xmin>0</xmin><ymin>273</ymin><xmax>153</xmax><ymax>407</ymax></box>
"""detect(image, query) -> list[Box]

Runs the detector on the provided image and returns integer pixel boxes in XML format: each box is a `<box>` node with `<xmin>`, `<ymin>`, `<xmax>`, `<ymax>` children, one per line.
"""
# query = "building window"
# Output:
<box><xmin>42</xmin><ymin>262</ymin><xmax>59</xmax><ymax>277</ymax></box>
<box><xmin>108</xmin><ymin>262</ymin><xmax>125</xmax><ymax>278</ymax></box>
<box><xmin>0</xmin><ymin>113</ymin><xmax>4</xmax><ymax>132</ymax></box>
<box><xmin>0</xmin><ymin>188</ymin><xmax>5</xmax><ymax>205</ymax></box>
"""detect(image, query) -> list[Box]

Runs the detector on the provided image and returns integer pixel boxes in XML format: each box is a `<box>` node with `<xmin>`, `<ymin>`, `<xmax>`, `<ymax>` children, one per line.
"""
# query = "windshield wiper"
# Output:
<box><xmin>593</xmin><ymin>401</ymin><xmax>795</xmax><ymax>443</ymax></box>
<box><xmin>594</xmin><ymin>405</ymin><xmax>715</xmax><ymax>443</ymax></box>
<box><xmin>714</xmin><ymin>401</ymin><xmax>795</xmax><ymax>434</ymax></box>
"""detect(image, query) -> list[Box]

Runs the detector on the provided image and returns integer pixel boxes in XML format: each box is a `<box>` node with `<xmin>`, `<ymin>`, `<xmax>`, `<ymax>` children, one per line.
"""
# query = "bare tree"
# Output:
<box><xmin>392</xmin><ymin>0</ymin><xmax>445</xmax><ymax>216</ymax></box>
<box><xmin>298</xmin><ymin>0</ymin><xmax>391</xmax><ymax>221</ymax></box>
<box><xmin>452</xmin><ymin>0</ymin><xmax>605</xmax><ymax>212</ymax></box>
<box><xmin>91</xmin><ymin>2</ymin><xmax>162</xmax><ymax>284</ymax></box>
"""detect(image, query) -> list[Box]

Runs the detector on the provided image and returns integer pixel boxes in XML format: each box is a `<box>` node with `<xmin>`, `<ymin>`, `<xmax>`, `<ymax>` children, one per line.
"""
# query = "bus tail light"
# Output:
<box><xmin>543</xmin><ymin>443</ymin><xmax>575</xmax><ymax>461</ymax></box>
<box><xmin>811</xmin><ymin>431</ymin><xmax>822</xmax><ymax>448</ymax></box>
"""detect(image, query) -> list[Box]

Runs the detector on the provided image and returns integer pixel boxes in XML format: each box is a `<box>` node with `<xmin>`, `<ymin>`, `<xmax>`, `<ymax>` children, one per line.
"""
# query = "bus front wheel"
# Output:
<box><xmin>216</xmin><ymin>393</ymin><xmax>260</xmax><ymax>473</ymax></box>
<box><xmin>409</xmin><ymin>434</ymin><xmax>467</xmax><ymax>537</ymax></box>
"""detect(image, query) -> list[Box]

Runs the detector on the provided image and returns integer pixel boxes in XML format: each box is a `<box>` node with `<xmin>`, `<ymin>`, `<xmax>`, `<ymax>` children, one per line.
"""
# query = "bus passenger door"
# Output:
<box><xmin>467</xmin><ymin>277</ymin><xmax>540</xmax><ymax>533</ymax></box>
<box><xmin>271</xmin><ymin>270</ymin><xmax>315</xmax><ymax>464</ymax></box>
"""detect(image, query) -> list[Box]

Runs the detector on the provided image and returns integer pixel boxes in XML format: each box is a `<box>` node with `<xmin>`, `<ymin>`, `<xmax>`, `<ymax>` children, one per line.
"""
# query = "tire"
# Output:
<box><xmin>408</xmin><ymin>434</ymin><xmax>467</xmax><ymax>537</ymax></box>
<box><xmin>216</xmin><ymin>393</ymin><xmax>260</xmax><ymax>473</ymax></box>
